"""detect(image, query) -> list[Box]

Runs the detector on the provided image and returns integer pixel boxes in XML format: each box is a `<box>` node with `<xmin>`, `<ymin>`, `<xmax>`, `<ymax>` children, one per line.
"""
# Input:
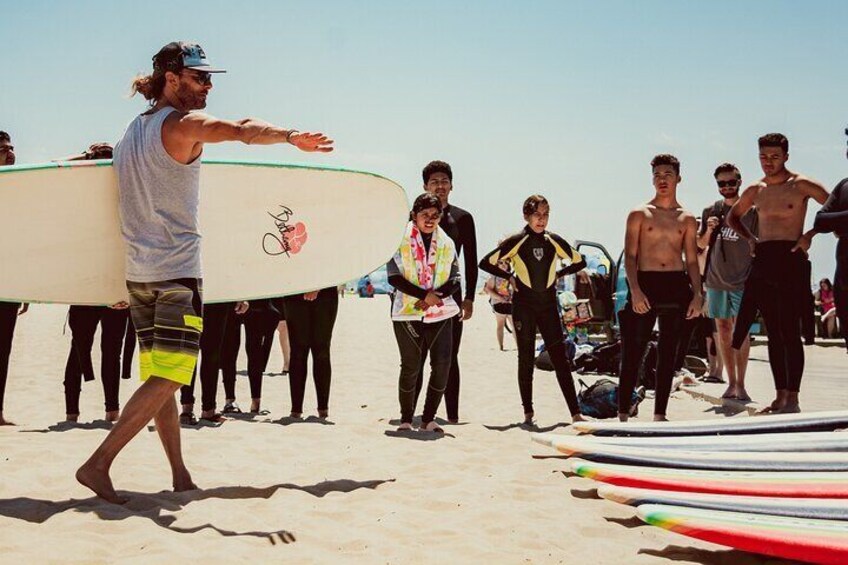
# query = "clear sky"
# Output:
<box><xmin>2</xmin><ymin>0</ymin><xmax>846</xmax><ymax>281</ymax></box>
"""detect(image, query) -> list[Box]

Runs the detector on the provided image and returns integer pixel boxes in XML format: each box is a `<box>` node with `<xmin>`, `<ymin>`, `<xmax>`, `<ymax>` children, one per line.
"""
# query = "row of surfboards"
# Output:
<box><xmin>532</xmin><ymin>409</ymin><xmax>848</xmax><ymax>564</ymax></box>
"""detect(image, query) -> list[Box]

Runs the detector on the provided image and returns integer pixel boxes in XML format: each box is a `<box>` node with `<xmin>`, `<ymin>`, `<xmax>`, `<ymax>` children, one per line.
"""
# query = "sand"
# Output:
<box><xmin>0</xmin><ymin>298</ymin><xmax>795</xmax><ymax>564</ymax></box>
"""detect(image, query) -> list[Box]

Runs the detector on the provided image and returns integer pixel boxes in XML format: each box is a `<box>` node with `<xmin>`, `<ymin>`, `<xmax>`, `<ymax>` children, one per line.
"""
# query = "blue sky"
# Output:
<box><xmin>2</xmin><ymin>0</ymin><xmax>846</xmax><ymax>281</ymax></box>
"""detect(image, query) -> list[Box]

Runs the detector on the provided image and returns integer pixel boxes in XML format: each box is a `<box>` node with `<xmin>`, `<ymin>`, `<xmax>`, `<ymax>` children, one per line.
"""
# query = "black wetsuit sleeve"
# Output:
<box><xmin>435</xmin><ymin>258</ymin><xmax>461</xmax><ymax>298</ymax></box>
<box><xmin>479</xmin><ymin>239</ymin><xmax>514</xmax><ymax>281</ymax></box>
<box><xmin>386</xmin><ymin>259</ymin><xmax>428</xmax><ymax>300</ymax></box>
<box><xmin>459</xmin><ymin>213</ymin><xmax>478</xmax><ymax>302</ymax></box>
<box><xmin>548</xmin><ymin>233</ymin><xmax>587</xmax><ymax>278</ymax></box>
<box><xmin>814</xmin><ymin>180</ymin><xmax>848</xmax><ymax>234</ymax></box>
<box><xmin>699</xmin><ymin>206</ymin><xmax>711</xmax><ymax>237</ymax></box>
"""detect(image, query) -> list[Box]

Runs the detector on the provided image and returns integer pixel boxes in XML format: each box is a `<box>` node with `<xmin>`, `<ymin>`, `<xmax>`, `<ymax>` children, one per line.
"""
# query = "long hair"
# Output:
<box><xmin>129</xmin><ymin>71</ymin><xmax>166</xmax><ymax>104</ymax></box>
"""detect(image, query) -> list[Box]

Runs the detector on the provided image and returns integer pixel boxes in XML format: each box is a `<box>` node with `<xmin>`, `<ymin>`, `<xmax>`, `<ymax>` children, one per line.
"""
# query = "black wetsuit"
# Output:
<box><xmin>179</xmin><ymin>302</ymin><xmax>234</xmax><ymax>412</ymax></box>
<box><xmin>413</xmin><ymin>203</ymin><xmax>477</xmax><ymax>421</ymax></box>
<box><xmin>619</xmin><ymin>272</ymin><xmax>694</xmax><ymax>416</ymax></box>
<box><xmin>732</xmin><ymin>241</ymin><xmax>807</xmax><ymax>392</ymax></box>
<box><xmin>480</xmin><ymin>227</ymin><xmax>586</xmax><ymax>416</ymax></box>
<box><xmin>388</xmin><ymin>231</ymin><xmax>461</xmax><ymax>425</ymax></box>
<box><xmin>244</xmin><ymin>299</ymin><xmax>281</xmax><ymax>400</ymax></box>
<box><xmin>284</xmin><ymin>288</ymin><xmax>339</xmax><ymax>414</ymax></box>
<box><xmin>64</xmin><ymin>306</ymin><xmax>134</xmax><ymax>415</ymax></box>
<box><xmin>815</xmin><ymin>178</ymin><xmax>848</xmax><ymax>348</ymax></box>
<box><xmin>0</xmin><ymin>302</ymin><xmax>21</xmax><ymax>414</ymax></box>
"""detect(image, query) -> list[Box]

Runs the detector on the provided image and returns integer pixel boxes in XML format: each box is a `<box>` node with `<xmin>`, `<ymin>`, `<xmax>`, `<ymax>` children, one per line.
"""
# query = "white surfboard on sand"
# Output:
<box><xmin>0</xmin><ymin>160</ymin><xmax>408</xmax><ymax>305</ymax></box>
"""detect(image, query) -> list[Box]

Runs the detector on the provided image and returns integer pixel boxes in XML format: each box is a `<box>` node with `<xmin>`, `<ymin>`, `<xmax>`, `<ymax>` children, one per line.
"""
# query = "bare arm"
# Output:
<box><xmin>624</xmin><ymin>209</ymin><xmax>650</xmax><ymax>313</ymax></box>
<box><xmin>793</xmin><ymin>178</ymin><xmax>831</xmax><ymax>252</ymax></box>
<box><xmin>173</xmin><ymin>113</ymin><xmax>333</xmax><ymax>151</ymax></box>
<box><xmin>728</xmin><ymin>185</ymin><xmax>759</xmax><ymax>241</ymax></box>
<box><xmin>683</xmin><ymin>214</ymin><xmax>703</xmax><ymax>318</ymax></box>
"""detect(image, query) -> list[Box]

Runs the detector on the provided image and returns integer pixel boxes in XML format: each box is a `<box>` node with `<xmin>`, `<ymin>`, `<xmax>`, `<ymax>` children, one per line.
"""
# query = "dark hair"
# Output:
<box><xmin>713</xmin><ymin>162</ymin><xmax>741</xmax><ymax>180</ymax></box>
<box><xmin>84</xmin><ymin>143</ymin><xmax>114</xmax><ymax>160</ymax></box>
<box><xmin>523</xmin><ymin>194</ymin><xmax>549</xmax><ymax>216</ymax></box>
<box><xmin>758</xmin><ymin>133</ymin><xmax>789</xmax><ymax>153</ymax></box>
<box><xmin>130</xmin><ymin>72</ymin><xmax>167</xmax><ymax>103</ymax></box>
<box><xmin>820</xmin><ymin>278</ymin><xmax>833</xmax><ymax>290</ymax></box>
<box><xmin>411</xmin><ymin>192</ymin><xmax>443</xmax><ymax>217</ymax></box>
<box><xmin>651</xmin><ymin>154</ymin><xmax>680</xmax><ymax>175</ymax></box>
<box><xmin>0</xmin><ymin>131</ymin><xmax>10</xmax><ymax>143</ymax></box>
<box><xmin>422</xmin><ymin>160</ymin><xmax>453</xmax><ymax>184</ymax></box>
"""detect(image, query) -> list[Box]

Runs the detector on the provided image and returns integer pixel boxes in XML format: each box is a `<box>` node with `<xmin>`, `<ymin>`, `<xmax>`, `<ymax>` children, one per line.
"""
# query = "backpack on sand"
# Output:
<box><xmin>577</xmin><ymin>378</ymin><xmax>645</xmax><ymax>419</ymax></box>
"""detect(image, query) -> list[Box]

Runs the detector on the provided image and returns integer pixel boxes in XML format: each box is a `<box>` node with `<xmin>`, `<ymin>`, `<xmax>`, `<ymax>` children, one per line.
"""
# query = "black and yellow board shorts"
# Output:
<box><xmin>126</xmin><ymin>278</ymin><xmax>203</xmax><ymax>386</ymax></box>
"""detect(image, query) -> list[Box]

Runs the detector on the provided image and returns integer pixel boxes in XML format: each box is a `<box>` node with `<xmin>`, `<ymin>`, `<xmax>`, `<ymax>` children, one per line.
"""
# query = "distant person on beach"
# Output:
<box><xmin>415</xmin><ymin>161</ymin><xmax>477</xmax><ymax>424</ymax></box>
<box><xmin>388</xmin><ymin>193</ymin><xmax>460</xmax><ymax>433</ymax></box>
<box><xmin>728</xmin><ymin>133</ymin><xmax>828</xmax><ymax>414</ymax></box>
<box><xmin>58</xmin><ymin>143</ymin><xmax>136</xmax><ymax>423</ymax></box>
<box><xmin>814</xmin><ymin>129</ymin><xmax>848</xmax><ymax>351</ymax></box>
<box><xmin>814</xmin><ymin>279</ymin><xmax>838</xmax><ymax>338</ymax></box>
<box><xmin>619</xmin><ymin>154</ymin><xmax>702</xmax><ymax>422</ymax></box>
<box><xmin>479</xmin><ymin>195</ymin><xmax>588</xmax><ymax>425</ymax></box>
<box><xmin>76</xmin><ymin>41</ymin><xmax>333</xmax><ymax>503</ymax></box>
<box><xmin>284</xmin><ymin>287</ymin><xmax>339</xmax><ymax>420</ymax></box>
<box><xmin>483</xmin><ymin>261</ymin><xmax>515</xmax><ymax>351</ymax></box>
<box><xmin>0</xmin><ymin>130</ymin><xmax>28</xmax><ymax>426</ymax></box>
<box><xmin>696</xmin><ymin>163</ymin><xmax>756</xmax><ymax>402</ymax></box>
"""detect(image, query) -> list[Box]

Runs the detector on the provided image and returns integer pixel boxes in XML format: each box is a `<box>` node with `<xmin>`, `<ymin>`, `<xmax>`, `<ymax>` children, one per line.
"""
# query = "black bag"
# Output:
<box><xmin>574</xmin><ymin>341</ymin><xmax>621</xmax><ymax>376</ymax></box>
<box><xmin>577</xmin><ymin>378</ymin><xmax>644</xmax><ymax>419</ymax></box>
<box><xmin>534</xmin><ymin>339</ymin><xmax>576</xmax><ymax>372</ymax></box>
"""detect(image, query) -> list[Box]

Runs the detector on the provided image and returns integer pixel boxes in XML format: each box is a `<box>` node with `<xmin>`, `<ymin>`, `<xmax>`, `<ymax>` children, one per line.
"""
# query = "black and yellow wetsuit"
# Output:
<box><xmin>480</xmin><ymin>227</ymin><xmax>586</xmax><ymax>416</ymax></box>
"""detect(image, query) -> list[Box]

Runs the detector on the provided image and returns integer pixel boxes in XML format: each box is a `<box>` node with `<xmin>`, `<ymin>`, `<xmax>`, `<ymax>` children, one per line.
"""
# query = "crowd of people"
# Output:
<box><xmin>1</xmin><ymin>40</ymin><xmax>847</xmax><ymax>504</ymax></box>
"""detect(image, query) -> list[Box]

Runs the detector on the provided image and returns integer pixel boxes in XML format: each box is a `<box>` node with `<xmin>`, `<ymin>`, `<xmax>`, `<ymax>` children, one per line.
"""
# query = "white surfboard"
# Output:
<box><xmin>0</xmin><ymin>160</ymin><xmax>408</xmax><ymax>304</ymax></box>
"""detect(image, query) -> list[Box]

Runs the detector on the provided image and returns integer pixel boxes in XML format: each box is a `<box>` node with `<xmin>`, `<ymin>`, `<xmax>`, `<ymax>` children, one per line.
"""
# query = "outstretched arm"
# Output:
<box><xmin>173</xmin><ymin>113</ymin><xmax>334</xmax><ymax>152</ymax></box>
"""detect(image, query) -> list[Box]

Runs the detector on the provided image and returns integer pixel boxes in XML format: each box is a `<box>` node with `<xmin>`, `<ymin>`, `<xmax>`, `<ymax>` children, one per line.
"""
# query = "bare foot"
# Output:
<box><xmin>421</xmin><ymin>421</ymin><xmax>444</xmax><ymax>433</ymax></box>
<box><xmin>76</xmin><ymin>462</ymin><xmax>127</xmax><ymax>504</ymax></box>
<box><xmin>289</xmin><ymin>412</ymin><xmax>303</xmax><ymax>419</ymax></box>
<box><xmin>756</xmin><ymin>400</ymin><xmax>785</xmax><ymax>415</ymax></box>
<box><xmin>572</xmin><ymin>414</ymin><xmax>589</xmax><ymax>423</ymax></box>
<box><xmin>653</xmin><ymin>415</ymin><xmax>669</xmax><ymax>422</ymax></box>
<box><xmin>66</xmin><ymin>414</ymin><xmax>80</xmax><ymax>423</ymax></box>
<box><xmin>721</xmin><ymin>386</ymin><xmax>735</xmax><ymax>399</ymax></box>
<box><xmin>173</xmin><ymin>470</ymin><xmax>198</xmax><ymax>492</ymax></box>
<box><xmin>618</xmin><ymin>412</ymin><xmax>629</xmax><ymax>423</ymax></box>
<box><xmin>105</xmin><ymin>410</ymin><xmax>120</xmax><ymax>422</ymax></box>
<box><xmin>523</xmin><ymin>412</ymin><xmax>535</xmax><ymax>425</ymax></box>
<box><xmin>317</xmin><ymin>410</ymin><xmax>329</xmax><ymax>420</ymax></box>
<box><xmin>0</xmin><ymin>413</ymin><xmax>15</xmax><ymax>426</ymax></box>
<box><xmin>250</xmin><ymin>399</ymin><xmax>261</xmax><ymax>413</ymax></box>
<box><xmin>397</xmin><ymin>422</ymin><xmax>413</xmax><ymax>431</ymax></box>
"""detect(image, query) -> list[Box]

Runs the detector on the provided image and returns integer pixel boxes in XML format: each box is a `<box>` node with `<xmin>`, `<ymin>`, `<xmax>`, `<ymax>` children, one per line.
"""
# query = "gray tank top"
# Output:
<box><xmin>114</xmin><ymin>107</ymin><xmax>202</xmax><ymax>282</ymax></box>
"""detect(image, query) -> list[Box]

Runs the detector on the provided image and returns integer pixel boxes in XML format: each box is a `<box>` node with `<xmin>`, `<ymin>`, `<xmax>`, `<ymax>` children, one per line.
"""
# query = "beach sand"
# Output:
<box><xmin>0</xmin><ymin>298</ymin><xmax>792</xmax><ymax>564</ymax></box>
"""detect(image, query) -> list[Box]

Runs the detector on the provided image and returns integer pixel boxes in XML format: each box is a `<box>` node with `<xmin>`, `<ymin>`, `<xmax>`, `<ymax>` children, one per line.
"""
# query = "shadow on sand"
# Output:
<box><xmin>19</xmin><ymin>420</ymin><xmax>115</xmax><ymax>433</ymax></box>
<box><xmin>0</xmin><ymin>478</ymin><xmax>395</xmax><ymax>544</ymax></box>
<box><xmin>484</xmin><ymin>421</ymin><xmax>570</xmax><ymax>433</ymax></box>
<box><xmin>638</xmin><ymin>544</ymin><xmax>794</xmax><ymax>564</ymax></box>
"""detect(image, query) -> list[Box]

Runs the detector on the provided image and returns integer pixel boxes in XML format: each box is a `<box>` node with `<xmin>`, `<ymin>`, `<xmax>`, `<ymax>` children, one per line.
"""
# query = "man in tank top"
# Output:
<box><xmin>727</xmin><ymin>133</ymin><xmax>828</xmax><ymax>414</ymax></box>
<box><xmin>76</xmin><ymin>41</ymin><xmax>333</xmax><ymax>503</ymax></box>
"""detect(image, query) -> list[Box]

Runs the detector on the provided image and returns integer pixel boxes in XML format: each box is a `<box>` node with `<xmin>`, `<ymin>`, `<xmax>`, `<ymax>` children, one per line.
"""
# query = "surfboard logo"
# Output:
<box><xmin>263</xmin><ymin>206</ymin><xmax>308</xmax><ymax>257</ymax></box>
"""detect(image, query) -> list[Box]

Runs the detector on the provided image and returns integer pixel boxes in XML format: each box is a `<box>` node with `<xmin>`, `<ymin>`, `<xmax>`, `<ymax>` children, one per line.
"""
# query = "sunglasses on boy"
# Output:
<box><xmin>716</xmin><ymin>180</ymin><xmax>738</xmax><ymax>188</ymax></box>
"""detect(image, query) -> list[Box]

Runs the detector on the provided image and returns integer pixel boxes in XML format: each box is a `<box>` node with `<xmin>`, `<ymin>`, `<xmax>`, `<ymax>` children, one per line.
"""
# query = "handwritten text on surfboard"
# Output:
<box><xmin>262</xmin><ymin>206</ymin><xmax>308</xmax><ymax>256</ymax></box>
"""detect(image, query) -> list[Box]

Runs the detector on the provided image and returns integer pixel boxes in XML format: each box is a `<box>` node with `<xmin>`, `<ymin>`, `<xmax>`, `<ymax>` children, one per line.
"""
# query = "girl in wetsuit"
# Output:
<box><xmin>479</xmin><ymin>195</ymin><xmax>588</xmax><ymax>424</ymax></box>
<box><xmin>387</xmin><ymin>193</ymin><xmax>460</xmax><ymax>433</ymax></box>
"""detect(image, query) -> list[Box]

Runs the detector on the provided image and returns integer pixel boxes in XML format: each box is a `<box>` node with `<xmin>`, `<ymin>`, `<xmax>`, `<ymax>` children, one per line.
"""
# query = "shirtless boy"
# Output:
<box><xmin>620</xmin><ymin>154</ymin><xmax>702</xmax><ymax>422</ymax></box>
<box><xmin>728</xmin><ymin>133</ymin><xmax>828</xmax><ymax>414</ymax></box>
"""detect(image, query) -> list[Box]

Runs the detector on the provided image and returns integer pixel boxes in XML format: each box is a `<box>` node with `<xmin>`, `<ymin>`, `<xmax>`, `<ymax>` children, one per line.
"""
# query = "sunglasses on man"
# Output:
<box><xmin>716</xmin><ymin>180</ymin><xmax>738</xmax><ymax>188</ymax></box>
<box><xmin>183</xmin><ymin>70</ymin><xmax>212</xmax><ymax>86</ymax></box>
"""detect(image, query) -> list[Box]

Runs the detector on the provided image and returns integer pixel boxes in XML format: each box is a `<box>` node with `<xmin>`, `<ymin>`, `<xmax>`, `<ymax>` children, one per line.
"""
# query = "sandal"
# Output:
<box><xmin>222</xmin><ymin>402</ymin><xmax>242</xmax><ymax>414</ymax></box>
<box><xmin>179</xmin><ymin>412</ymin><xmax>198</xmax><ymax>426</ymax></box>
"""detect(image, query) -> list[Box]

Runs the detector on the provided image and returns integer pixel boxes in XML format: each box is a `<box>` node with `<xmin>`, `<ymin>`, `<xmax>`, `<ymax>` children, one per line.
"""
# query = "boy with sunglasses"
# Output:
<box><xmin>697</xmin><ymin>163</ymin><xmax>757</xmax><ymax>402</ymax></box>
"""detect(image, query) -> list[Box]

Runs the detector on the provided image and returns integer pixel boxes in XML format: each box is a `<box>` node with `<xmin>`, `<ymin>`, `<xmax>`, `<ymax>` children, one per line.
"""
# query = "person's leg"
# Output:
<box><xmin>243</xmin><ymin>308</ymin><xmax>268</xmax><ymax>412</ymax></box>
<box><xmin>617</xmin><ymin>306</ymin><xmax>655</xmax><ymax>420</ymax></box>
<box><xmin>512</xmin><ymin>302</ymin><xmax>538</xmax><ymax>422</ymax></box>
<box><xmin>311</xmin><ymin>290</ymin><xmax>338</xmax><ymax>417</ymax></box>
<box><xmin>443</xmin><ymin>315</ymin><xmax>463</xmax><ymax>423</ymax></box>
<box><xmin>393</xmin><ymin>321</ymin><xmax>424</xmax><ymax>428</ymax></box>
<box><xmin>63</xmin><ymin>334</ymin><xmax>83</xmax><ymax>420</ymax></box>
<box><xmin>199</xmin><ymin>303</ymin><xmax>231</xmax><ymax>417</ymax></box>
<box><xmin>284</xmin><ymin>296</ymin><xmax>310</xmax><ymax>417</ymax></box>
<box><xmin>420</xmin><ymin>319</ymin><xmax>452</xmax><ymax>429</ymax></box>
<box><xmin>72</xmin><ymin>306</ymin><xmax>102</xmax><ymax>384</ymax></box>
<box><xmin>221</xmin><ymin>310</ymin><xmax>242</xmax><ymax>406</ymax></box>
<box><xmin>0</xmin><ymin>302</ymin><xmax>19</xmax><ymax>424</ymax></box>
<box><xmin>654</xmin><ymin>307</ymin><xmax>688</xmax><ymax>419</ymax></box>
<box><xmin>535</xmin><ymin>303</ymin><xmax>582</xmax><ymax>418</ymax></box>
<box><xmin>100</xmin><ymin>308</ymin><xmax>126</xmax><ymax>420</ymax></box>
<box><xmin>77</xmin><ymin>279</ymin><xmax>203</xmax><ymax>503</ymax></box>
<box><xmin>277</xmin><ymin>321</ymin><xmax>291</xmax><ymax>373</ymax></box>
<box><xmin>121</xmin><ymin>311</ymin><xmax>135</xmax><ymax>380</ymax></box>
<box><xmin>714</xmin><ymin>317</ymin><xmax>737</xmax><ymax>396</ymax></box>
<box><xmin>495</xmin><ymin>313</ymin><xmax>506</xmax><ymax>350</ymax></box>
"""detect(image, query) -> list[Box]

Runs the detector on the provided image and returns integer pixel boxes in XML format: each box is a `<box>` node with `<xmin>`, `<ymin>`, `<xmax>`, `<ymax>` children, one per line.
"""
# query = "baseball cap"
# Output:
<box><xmin>153</xmin><ymin>41</ymin><xmax>226</xmax><ymax>74</ymax></box>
